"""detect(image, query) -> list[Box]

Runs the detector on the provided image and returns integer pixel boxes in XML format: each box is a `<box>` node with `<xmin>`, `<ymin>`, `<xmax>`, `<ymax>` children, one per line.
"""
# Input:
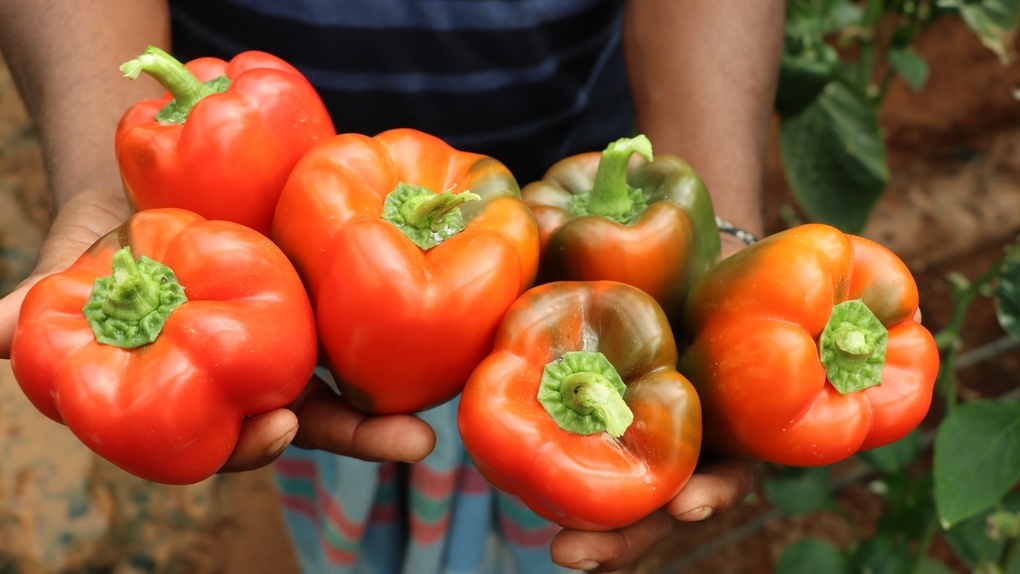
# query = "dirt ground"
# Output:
<box><xmin>0</xmin><ymin>16</ymin><xmax>1018</xmax><ymax>574</ymax></box>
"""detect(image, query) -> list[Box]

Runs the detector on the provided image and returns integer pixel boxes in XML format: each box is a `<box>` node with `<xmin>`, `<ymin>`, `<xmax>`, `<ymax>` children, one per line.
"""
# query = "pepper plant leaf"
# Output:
<box><xmin>775</xmin><ymin>538</ymin><xmax>851</xmax><ymax>574</ymax></box>
<box><xmin>938</xmin><ymin>0</ymin><xmax>1020</xmax><ymax>65</ymax></box>
<box><xmin>778</xmin><ymin>81</ymin><xmax>888</xmax><ymax>234</ymax></box>
<box><xmin>888</xmin><ymin>47</ymin><xmax>930</xmax><ymax>91</ymax></box>
<box><xmin>763</xmin><ymin>465</ymin><xmax>838</xmax><ymax>515</ymax></box>
<box><xmin>933</xmin><ymin>399</ymin><xmax>1020</xmax><ymax>527</ymax></box>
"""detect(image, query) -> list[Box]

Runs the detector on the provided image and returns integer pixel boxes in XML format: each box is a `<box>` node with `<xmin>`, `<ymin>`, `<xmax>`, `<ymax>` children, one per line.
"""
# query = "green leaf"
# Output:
<box><xmin>851</xmin><ymin>536</ymin><xmax>914</xmax><ymax>574</ymax></box>
<box><xmin>916</xmin><ymin>557</ymin><xmax>962</xmax><ymax>574</ymax></box>
<box><xmin>778</xmin><ymin>81</ymin><xmax>888</xmax><ymax>233</ymax></box>
<box><xmin>856</xmin><ymin>429</ymin><xmax>922</xmax><ymax>474</ymax></box>
<box><xmin>939</xmin><ymin>0</ymin><xmax>1020</xmax><ymax>65</ymax></box>
<box><xmin>943</xmin><ymin>491</ymin><xmax>1020</xmax><ymax>572</ymax></box>
<box><xmin>763</xmin><ymin>466</ymin><xmax>838</xmax><ymax>516</ymax></box>
<box><xmin>994</xmin><ymin>236</ymin><xmax>1020</xmax><ymax>339</ymax></box>
<box><xmin>888</xmin><ymin>47</ymin><xmax>930</xmax><ymax>91</ymax></box>
<box><xmin>934</xmin><ymin>399</ymin><xmax>1020</xmax><ymax>526</ymax></box>
<box><xmin>775</xmin><ymin>538</ymin><xmax>851</xmax><ymax>574</ymax></box>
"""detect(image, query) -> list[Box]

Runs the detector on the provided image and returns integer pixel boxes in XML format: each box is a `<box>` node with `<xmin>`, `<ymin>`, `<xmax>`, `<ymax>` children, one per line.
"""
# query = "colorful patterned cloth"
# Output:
<box><xmin>274</xmin><ymin>398</ymin><xmax>575</xmax><ymax>574</ymax></box>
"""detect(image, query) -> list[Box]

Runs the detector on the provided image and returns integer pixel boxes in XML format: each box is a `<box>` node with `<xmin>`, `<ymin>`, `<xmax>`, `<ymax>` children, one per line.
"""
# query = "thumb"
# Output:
<box><xmin>0</xmin><ymin>277</ymin><xmax>43</xmax><ymax>359</ymax></box>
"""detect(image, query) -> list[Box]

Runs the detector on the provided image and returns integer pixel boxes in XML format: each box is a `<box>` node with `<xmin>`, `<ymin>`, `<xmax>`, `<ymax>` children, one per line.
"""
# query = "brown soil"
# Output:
<box><xmin>0</xmin><ymin>15</ymin><xmax>1018</xmax><ymax>574</ymax></box>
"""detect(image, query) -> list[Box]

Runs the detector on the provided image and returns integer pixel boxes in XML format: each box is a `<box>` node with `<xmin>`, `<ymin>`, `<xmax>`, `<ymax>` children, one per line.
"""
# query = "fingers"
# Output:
<box><xmin>220</xmin><ymin>376</ymin><xmax>438</xmax><ymax>474</ymax></box>
<box><xmin>0</xmin><ymin>282</ymin><xmax>33</xmax><ymax>358</ymax></box>
<box><xmin>548</xmin><ymin>457</ymin><xmax>758</xmax><ymax>572</ymax></box>
<box><xmin>221</xmin><ymin>408</ymin><xmax>300</xmax><ymax>473</ymax></box>
<box><xmin>550</xmin><ymin>510</ymin><xmax>672</xmax><ymax>573</ymax></box>
<box><xmin>0</xmin><ymin>185</ymin><xmax>131</xmax><ymax>358</ymax></box>
<box><xmin>290</xmin><ymin>377</ymin><xmax>436</xmax><ymax>463</ymax></box>
<box><xmin>665</xmin><ymin>457</ymin><xmax>759</xmax><ymax>521</ymax></box>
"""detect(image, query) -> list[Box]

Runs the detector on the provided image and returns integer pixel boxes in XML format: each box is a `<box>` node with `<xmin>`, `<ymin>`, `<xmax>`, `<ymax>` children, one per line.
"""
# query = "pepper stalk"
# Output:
<box><xmin>537</xmin><ymin>351</ymin><xmax>634</xmax><ymax>438</ymax></box>
<box><xmin>82</xmin><ymin>246</ymin><xmax>188</xmax><ymax>349</ymax></box>
<box><xmin>818</xmin><ymin>299</ymin><xmax>889</xmax><ymax>394</ymax></box>
<box><xmin>382</xmin><ymin>182</ymin><xmax>480</xmax><ymax>250</ymax></box>
<box><xmin>120</xmin><ymin>45</ymin><xmax>231</xmax><ymax>123</ymax></box>
<box><xmin>569</xmin><ymin>135</ymin><xmax>653</xmax><ymax>225</ymax></box>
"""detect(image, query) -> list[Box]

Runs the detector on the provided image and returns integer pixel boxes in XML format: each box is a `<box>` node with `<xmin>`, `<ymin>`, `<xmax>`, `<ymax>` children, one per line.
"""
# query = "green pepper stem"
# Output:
<box><xmin>401</xmin><ymin>190</ymin><xmax>480</xmax><ymax>228</ymax></box>
<box><xmin>102</xmin><ymin>248</ymin><xmax>162</xmax><ymax>321</ymax></box>
<box><xmin>586</xmin><ymin>135</ymin><xmax>654</xmax><ymax>218</ymax></box>
<box><xmin>83</xmin><ymin>246</ymin><xmax>188</xmax><ymax>349</ymax></box>
<box><xmin>818</xmin><ymin>299</ymin><xmax>889</xmax><ymax>395</ymax></box>
<box><xmin>382</xmin><ymin>182</ymin><xmax>480</xmax><ymax>250</ymax></box>
<box><xmin>120</xmin><ymin>46</ymin><xmax>220</xmax><ymax>123</ymax></box>
<box><xmin>537</xmin><ymin>351</ymin><xmax>634</xmax><ymax>438</ymax></box>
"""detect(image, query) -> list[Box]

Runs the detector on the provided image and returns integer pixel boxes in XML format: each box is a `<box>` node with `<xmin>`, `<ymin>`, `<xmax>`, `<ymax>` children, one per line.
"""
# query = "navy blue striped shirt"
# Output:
<box><xmin>169</xmin><ymin>0</ymin><xmax>634</xmax><ymax>184</ymax></box>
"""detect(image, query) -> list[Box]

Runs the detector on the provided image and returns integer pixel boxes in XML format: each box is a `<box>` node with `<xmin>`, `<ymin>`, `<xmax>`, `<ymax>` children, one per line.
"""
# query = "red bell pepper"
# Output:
<box><xmin>458</xmin><ymin>281</ymin><xmax>702</xmax><ymax>531</ymax></box>
<box><xmin>116</xmin><ymin>46</ymin><xmax>336</xmax><ymax>236</ymax></box>
<box><xmin>9</xmin><ymin>208</ymin><xmax>318</xmax><ymax>485</ymax></box>
<box><xmin>521</xmin><ymin>135</ymin><xmax>720</xmax><ymax>321</ymax></box>
<box><xmin>678</xmin><ymin>224</ymin><xmax>940</xmax><ymax>467</ymax></box>
<box><xmin>271</xmin><ymin>128</ymin><xmax>540</xmax><ymax>414</ymax></box>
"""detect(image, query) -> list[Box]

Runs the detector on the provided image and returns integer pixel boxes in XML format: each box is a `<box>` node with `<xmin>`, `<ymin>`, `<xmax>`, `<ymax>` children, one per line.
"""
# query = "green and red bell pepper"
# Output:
<box><xmin>272</xmin><ymin>128</ymin><xmax>540</xmax><ymax>415</ymax></box>
<box><xmin>10</xmin><ymin>208</ymin><xmax>318</xmax><ymax>485</ymax></box>
<box><xmin>678</xmin><ymin>223</ymin><xmax>940</xmax><ymax>467</ymax></box>
<box><xmin>116</xmin><ymin>46</ymin><xmax>336</xmax><ymax>236</ymax></box>
<box><xmin>521</xmin><ymin>135</ymin><xmax>720</xmax><ymax>322</ymax></box>
<box><xmin>458</xmin><ymin>281</ymin><xmax>702</xmax><ymax>530</ymax></box>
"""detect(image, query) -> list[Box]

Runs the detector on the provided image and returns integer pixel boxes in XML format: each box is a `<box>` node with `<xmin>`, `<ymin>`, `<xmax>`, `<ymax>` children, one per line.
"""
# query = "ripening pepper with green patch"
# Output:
<box><xmin>520</xmin><ymin>135</ymin><xmax>720</xmax><ymax>322</ymax></box>
<box><xmin>678</xmin><ymin>224</ymin><xmax>940</xmax><ymax>467</ymax></box>
<box><xmin>458</xmin><ymin>281</ymin><xmax>702</xmax><ymax>531</ymax></box>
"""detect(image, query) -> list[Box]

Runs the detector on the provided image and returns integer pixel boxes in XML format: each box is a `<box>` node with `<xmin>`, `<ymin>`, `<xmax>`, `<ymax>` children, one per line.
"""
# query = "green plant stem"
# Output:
<box><xmin>856</xmin><ymin>0</ymin><xmax>885</xmax><ymax>97</ymax></box>
<box><xmin>1001</xmin><ymin>536</ymin><xmax>1020</xmax><ymax>574</ymax></box>
<box><xmin>909</xmin><ymin>513</ymin><xmax>940</xmax><ymax>574</ymax></box>
<box><xmin>932</xmin><ymin>256</ymin><xmax>1007</xmax><ymax>414</ymax></box>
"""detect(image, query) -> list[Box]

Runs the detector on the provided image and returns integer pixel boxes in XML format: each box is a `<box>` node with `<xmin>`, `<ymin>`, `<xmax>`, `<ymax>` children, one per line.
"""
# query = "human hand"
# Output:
<box><xmin>550</xmin><ymin>456</ymin><xmax>758</xmax><ymax>572</ymax></box>
<box><xmin>0</xmin><ymin>185</ymin><xmax>132</xmax><ymax>358</ymax></box>
<box><xmin>548</xmin><ymin>227</ymin><xmax>759</xmax><ymax>573</ymax></box>
<box><xmin>221</xmin><ymin>374</ymin><xmax>437</xmax><ymax>472</ymax></box>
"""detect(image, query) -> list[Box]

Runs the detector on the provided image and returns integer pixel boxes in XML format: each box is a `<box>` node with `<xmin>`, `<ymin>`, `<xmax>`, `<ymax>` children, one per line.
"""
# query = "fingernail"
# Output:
<box><xmin>267</xmin><ymin>427</ymin><xmax>298</xmax><ymax>459</ymax></box>
<box><xmin>572</xmin><ymin>560</ymin><xmax>600</xmax><ymax>572</ymax></box>
<box><xmin>677</xmin><ymin>506</ymin><xmax>714</xmax><ymax>521</ymax></box>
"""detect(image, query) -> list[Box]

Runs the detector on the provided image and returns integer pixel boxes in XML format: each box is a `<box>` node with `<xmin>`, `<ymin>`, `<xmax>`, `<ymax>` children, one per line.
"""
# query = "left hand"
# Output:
<box><xmin>549</xmin><ymin>231</ymin><xmax>760</xmax><ymax>573</ymax></box>
<box><xmin>550</xmin><ymin>456</ymin><xmax>759</xmax><ymax>572</ymax></box>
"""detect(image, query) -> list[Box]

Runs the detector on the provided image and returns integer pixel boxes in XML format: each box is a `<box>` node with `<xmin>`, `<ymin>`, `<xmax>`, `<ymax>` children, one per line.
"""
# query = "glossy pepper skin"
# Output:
<box><xmin>272</xmin><ymin>128</ymin><xmax>540</xmax><ymax>415</ymax></box>
<box><xmin>116</xmin><ymin>46</ymin><xmax>336</xmax><ymax>236</ymax></box>
<box><xmin>458</xmin><ymin>281</ymin><xmax>702</xmax><ymax>531</ymax></box>
<box><xmin>679</xmin><ymin>224</ymin><xmax>940</xmax><ymax>467</ymax></box>
<box><xmin>521</xmin><ymin>135</ymin><xmax>721</xmax><ymax>322</ymax></box>
<box><xmin>9</xmin><ymin>208</ymin><xmax>318</xmax><ymax>485</ymax></box>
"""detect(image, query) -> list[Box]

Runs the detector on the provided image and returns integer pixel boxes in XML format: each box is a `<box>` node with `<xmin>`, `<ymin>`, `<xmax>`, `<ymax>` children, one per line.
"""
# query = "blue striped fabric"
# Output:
<box><xmin>168</xmin><ymin>0</ymin><xmax>633</xmax><ymax>185</ymax></box>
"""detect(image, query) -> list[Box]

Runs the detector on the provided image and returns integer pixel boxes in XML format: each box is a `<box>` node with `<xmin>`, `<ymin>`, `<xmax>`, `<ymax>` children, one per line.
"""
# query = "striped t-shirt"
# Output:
<box><xmin>168</xmin><ymin>2</ymin><xmax>633</xmax><ymax>572</ymax></box>
<box><xmin>169</xmin><ymin>0</ymin><xmax>634</xmax><ymax>185</ymax></box>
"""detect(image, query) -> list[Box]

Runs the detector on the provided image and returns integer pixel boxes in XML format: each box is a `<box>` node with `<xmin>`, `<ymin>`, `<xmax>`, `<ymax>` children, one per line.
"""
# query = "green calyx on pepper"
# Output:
<box><xmin>819</xmin><ymin>299</ymin><xmax>889</xmax><ymax>395</ymax></box>
<box><xmin>568</xmin><ymin>135</ymin><xmax>652</xmax><ymax>225</ymax></box>
<box><xmin>538</xmin><ymin>351</ymin><xmax>634</xmax><ymax>438</ymax></box>
<box><xmin>382</xmin><ymin>182</ymin><xmax>481</xmax><ymax>250</ymax></box>
<box><xmin>120</xmin><ymin>45</ymin><xmax>231</xmax><ymax>124</ymax></box>
<box><xmin>83</xmin><ymin>246</ymin><xmax>187</xmax><ymax>349</ymax></box>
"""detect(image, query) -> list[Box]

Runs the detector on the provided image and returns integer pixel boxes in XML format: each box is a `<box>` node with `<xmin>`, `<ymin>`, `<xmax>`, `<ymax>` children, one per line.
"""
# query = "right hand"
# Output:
<box><xmin>0</xmin><ymin>185</ymin><xmax>132</xmax><ymax>358</ymax></box>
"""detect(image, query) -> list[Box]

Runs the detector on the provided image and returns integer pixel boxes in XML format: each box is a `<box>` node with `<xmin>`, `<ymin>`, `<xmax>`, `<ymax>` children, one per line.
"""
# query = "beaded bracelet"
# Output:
<box><xmin>715</xmin><ymin>216</ymin><xmax>759</xmax><ymax>245</ymax></box>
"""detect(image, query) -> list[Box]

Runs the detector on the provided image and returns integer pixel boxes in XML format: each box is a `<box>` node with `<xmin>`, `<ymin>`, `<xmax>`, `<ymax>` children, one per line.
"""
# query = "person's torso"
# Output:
<box><xmin>169</xmin><ymin>0</ymin><xmax>633</xmax><ymax>183</ymax></box>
